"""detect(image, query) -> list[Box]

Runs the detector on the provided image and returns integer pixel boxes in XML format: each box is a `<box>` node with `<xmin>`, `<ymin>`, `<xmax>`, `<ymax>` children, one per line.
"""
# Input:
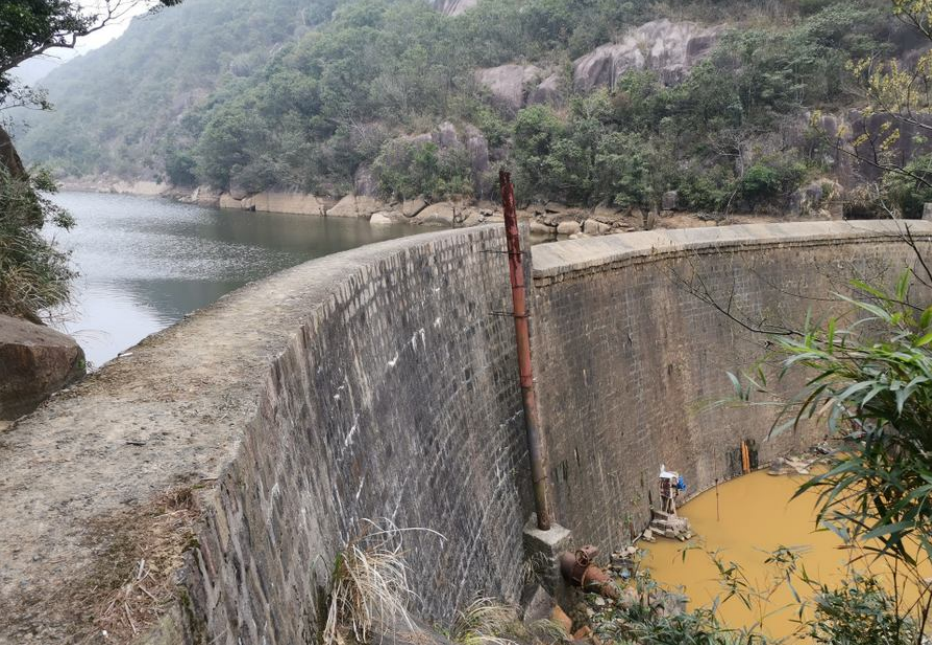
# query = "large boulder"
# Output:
<box><xmin>369</xmin><ymin>211</ymin><xmax>398</xmax><ymax>226</ymax></box>
<box><xmin>475</xmin><ymin>64</ymin><xmax>544</xmax><ymax>111</ymax></box>
<box><xmin>327</xmin><ymin>195</ymin><xmax>386</xmax><ymax>218</ymax></box>
<box><xmin>528</xmin><ymin>73</ymin><xmax>563</xmax><ymax>107</ymax></box>
<box><xmin>465</xmin><ymin>126</ymin><xmax>490</xmax><ymax>174</ymax></box>
<box><xmin>662</xmin><ymin>190</ymin><xmax>679</xmax><ymax>211</ymax></box>
<box><xmin>243</xmin><ymin>191</ymin><xmax>328</xmax><ymax>216</ymax></box>
<box><xmin>228</xmin><ymin>183</ymin><xmax>249</xmax><ymax>201</ymax></box>
<box><xmin>556</xmin><ymin>221</ymin><xmax>582</xmax><ymax>236</ymax></box>
<box><xmin>437</xmin><ymin>122</ymin><xmax>462</xmax><ymax>150</ymax></box>
<box><xmin>848</xmin><ymin>110</ymin><xmax>932</xmax><ymax>184</ymax></box>
<box><xmin>0</xmin><ymin>315</ymin><xmax>85</xmax><ymax>420</ymax></box>
<box><xmin>402</xmin><ymin>198</ymin><xmax>429</xmax><ymax>218</ymax></box>
<box><xmin>416</xmin><ymin>202</ymin><xmax>457</xmax><ymax>226</ymax></box>
<box><xmin>583</xmin><ymin>219</ymin><xmax>611</xmax><ymax>235</ymax></box>
<box><xmin>219</xmin><ymin>193</ymin><xmax>243</xmax><ymax>210</ymax></box>
<box><xmin>459</xmin><ymin>209</ymin><xmax>485</xmax><ymax>227</ymax></box>
<box><xmin>194</xmin><ymin>186</ymin><xmax>222</xmax><ymax>208</ymax></box>
<box><xmin>573</xmin><ymin>19</ymin><xmax>720</xmax><ymax>92</ymax></box>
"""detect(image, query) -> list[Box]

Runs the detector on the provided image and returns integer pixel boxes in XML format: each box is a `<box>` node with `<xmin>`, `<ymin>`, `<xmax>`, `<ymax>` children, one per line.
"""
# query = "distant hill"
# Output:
<box><xmin>15</xmin><ymin>0</ymin><xmax>330</xmax><ymax>177</ymax></box>
<box><xmin>12</xmin><ymin>53</ymin><xmax>76</xmax><ymax>86</ymax></box>
<box><xmin>15</xmin><ymin>0</ymin><xmax>927</xmax><ymax>216</ymax></box>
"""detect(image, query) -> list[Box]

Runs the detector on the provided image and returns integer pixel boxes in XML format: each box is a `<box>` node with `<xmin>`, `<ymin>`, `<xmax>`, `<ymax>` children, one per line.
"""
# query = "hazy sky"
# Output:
<box><xmin>13</xmin><ymin>1</ymin><xmax>149</xmax><ymax>83</ymax></box>
<box><xmin>76</xmin><ymin>0</ymin><xmax>151</xmax><ymax>53</ymax></box>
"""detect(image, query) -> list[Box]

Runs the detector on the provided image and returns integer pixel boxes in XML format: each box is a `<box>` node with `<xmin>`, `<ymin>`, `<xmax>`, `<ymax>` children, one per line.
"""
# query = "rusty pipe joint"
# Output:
<box><xmin>559</xmin><ymin>546</ymin><xmax>619</xmax><ymax>600</ymax></box>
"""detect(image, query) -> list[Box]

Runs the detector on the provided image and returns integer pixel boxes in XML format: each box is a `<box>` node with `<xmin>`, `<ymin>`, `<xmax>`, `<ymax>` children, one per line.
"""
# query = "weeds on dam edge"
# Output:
<box><xmin>322</xmin><ymin>521</ymin><xmax>559</xmax><ymax>645</ymax></box>
<box><xmin>323</xmin><ymin>519</ymin><xmax>444</xmax><ymax>645</ymax></box>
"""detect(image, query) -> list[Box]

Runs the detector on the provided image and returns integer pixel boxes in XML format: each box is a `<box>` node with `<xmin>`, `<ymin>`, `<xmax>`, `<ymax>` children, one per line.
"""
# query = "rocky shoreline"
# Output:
<box><xmin>57</xmin><ymin>177</ymin><xmax>823</xmax><ymax>240</ymax></box>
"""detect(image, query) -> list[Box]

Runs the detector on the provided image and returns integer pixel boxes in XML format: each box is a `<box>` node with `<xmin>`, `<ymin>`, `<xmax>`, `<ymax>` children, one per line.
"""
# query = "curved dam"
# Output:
<box><xmin>1</xmin><ymin>221</ymin><xmax>930</xmax><ymax>644</ymax></box>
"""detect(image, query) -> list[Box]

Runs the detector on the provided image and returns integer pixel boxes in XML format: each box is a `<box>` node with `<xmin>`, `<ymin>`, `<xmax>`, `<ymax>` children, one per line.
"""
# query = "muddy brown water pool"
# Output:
<box><xmin>644</xmin><ymin>469</ymin><xmax>928</xmax><ymax>641</ymax></box>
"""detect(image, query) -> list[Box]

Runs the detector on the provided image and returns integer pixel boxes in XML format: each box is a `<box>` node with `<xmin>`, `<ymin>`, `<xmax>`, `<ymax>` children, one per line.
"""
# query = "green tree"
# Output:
<box><xmin>0</xmin><ymin>157</ymin><xmax>74</xmax><ymax>321</ymax></box>
<box><xmin>374</xmin><ymin>140</ymin><xmax>472</xmax><ymax>201</ymax></box>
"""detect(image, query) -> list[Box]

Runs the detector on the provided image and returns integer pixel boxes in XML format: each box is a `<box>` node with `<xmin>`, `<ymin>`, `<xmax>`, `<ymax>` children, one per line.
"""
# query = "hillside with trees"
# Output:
<box><xmin>11</xmin><ymin>0</ymin><xmax>932</xmax><ymax>218</ymax></box>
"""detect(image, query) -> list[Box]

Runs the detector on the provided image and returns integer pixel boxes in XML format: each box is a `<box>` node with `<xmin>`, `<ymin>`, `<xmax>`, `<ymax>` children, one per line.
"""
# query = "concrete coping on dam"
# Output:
<box><xmin>531</xmin><ymin>220</ymin><xmax>932</xmax><ymax>280</ymax></box>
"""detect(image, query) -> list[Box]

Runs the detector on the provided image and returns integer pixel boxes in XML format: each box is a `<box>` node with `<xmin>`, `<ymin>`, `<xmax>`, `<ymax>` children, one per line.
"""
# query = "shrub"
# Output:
<box><xmin>165</xmin><ymin>151</ymin><xmax>198</xmax><ymax>187</ymax></box>
<box><xmin>678</xmin><ymin>168</ymin><xmax>737</xmax><ymax>213</ymax></box>
<box><xmin>882</xmin><ymin>155</ymin><xmax>932</xmax><ymax>219</ymax></box>
<box><xmin>740</xmin><ymin>163</ymin><xmax>782</xmax><ymax>200</ymax></box>
<box><xmin>374</xmin><ymin>139</ymin><xmax>473</xmax><ymax>201</ymax></box>
<box><xmin>740</xmin><ymin>160</ymin><xmax>807</xmax><ymax>206</ymax></box>
<box><xmin>0</xmin><ymin>166</ymin><xmax>75</xmax><ymax>319</ymax></box>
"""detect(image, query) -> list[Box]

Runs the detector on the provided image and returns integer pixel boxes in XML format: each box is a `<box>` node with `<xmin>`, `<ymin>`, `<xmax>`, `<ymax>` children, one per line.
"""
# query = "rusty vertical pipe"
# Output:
<box><xmin>500</xmin><ymin>170</ymin><xmax>552</xmax><ymax>531</ymax></box>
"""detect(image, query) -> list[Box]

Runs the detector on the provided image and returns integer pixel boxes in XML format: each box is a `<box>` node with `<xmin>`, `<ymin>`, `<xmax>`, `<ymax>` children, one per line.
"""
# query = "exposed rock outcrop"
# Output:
<box><xmin>194</xmin><ymin>186</ymin><xmax>222</xmax><ymax>208</ymax></box>
<box><xmin>219</xmin><ymin>193</ymin><xmax>242</xmax><ymax>210</ymax></box>
<box><xmin>789</xmin><ymin>180</ymin><xmax>843</xmax><ymax>219</ymax></box>
<box><xmin>228</xmin><ymin>183</ymin><xmax>249</xmax><ymax>200</ymax></box>
<box><xmin>573</xmin><ymin>19</ymin><xmax>720</xmax><ymax>92</ymax></box>
<box><xmin>416</xmin><ymin>202</ymin><xmax>457</xmax><ymax>225</ymax></box>
<box><xmin>0</xmin><ymin>315</ymin><xmax>85</xmax><ymax>420</ymax></box>
<box><xmin>242</xmin><ymin>191</ymin><xmax>329</xmax><ymax>216</ymax></box>
<box><xmin>528</xmin><ymin>73</ymin><xmax>563</xmax><ymax>107</ymax></box>
<box><xmin>465</xmin><ymin>126</ymin><xmax>491</xmax><ymax>174</ymax></box>
<box><xmin>354</xmin><ymin>165</ymin><xmax>379</xmax><ymax>197</ymax></box>
<box><xmin>327</xmin><ymin>194</ymin><xmax>386</xmax><ymax>218</ymax></box>
<box><xmin>402</xmin><ymin>198</ymin><xmax>429</xmax><ymax>218</ymax></box>
<box><xmin>381</xmin><ymin>122</ymin><xmax>492</xmax><ymax>196</ymax></box>
<box><xmin>431</xmin><ymin>0</ymin><xmax>478</xmax><ymax>16</ymax></box>
<box><xmin>556</xmin><ymin>221</ymin><xmax>582</xmax><ymax>236</ymax></box>
<box><xmin>804</xmin><ymin>110</ymin><xmax>932</xmax><ymax>189</ymax></box>
<box><xmin>369</xmin><ymin>211</ymin><xmax>398</xmax><ymax>225</ymax></box>
<box><xmin>583</xmin><ymin>219</ymin><xmax>611</xmax><ymax>235</ymax></box>
<box><xmin>475</xmin><ymin>64</ymin><xmax>544</xmax><ymax>111</ymax></box>
<box><xmin>0</xmin><ymin>126</ymin><xmax>26</xmax><ymax>180</ymax></box>
<box><xmin>437</xmin><ymin>121</ymin><xmax>462</xmax><ymax>149</ymax></box>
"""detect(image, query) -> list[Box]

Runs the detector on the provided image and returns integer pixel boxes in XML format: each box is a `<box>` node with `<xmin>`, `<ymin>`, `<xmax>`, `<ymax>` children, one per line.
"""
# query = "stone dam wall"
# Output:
<box><xmin>185</xmin><ymin>228</ymin><xmax>532</xmax><ymax>643</ymax></box>
<box><xmin>1</xmin><ymin>221</ymin><xmax>930</xmax><ymax>644</ymax></box>
<box><xmin>531</xmin><ymin>222</ymin><xmax>932</xmax><ymax>551</ymax></box>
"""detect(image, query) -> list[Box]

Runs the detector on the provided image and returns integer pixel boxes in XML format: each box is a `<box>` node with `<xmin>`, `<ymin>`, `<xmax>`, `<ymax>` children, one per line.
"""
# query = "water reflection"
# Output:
<box><xmin>46</xmin><ymin>192</ymin><xmax>420</xmax><ymax>367</ymax></box>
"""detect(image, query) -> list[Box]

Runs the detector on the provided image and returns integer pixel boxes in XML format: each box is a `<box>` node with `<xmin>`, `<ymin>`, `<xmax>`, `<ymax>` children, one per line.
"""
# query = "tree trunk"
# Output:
<box><xmin>0</xmin><ymin>125</ymin><xmax>27</xmax><ymax>180</ymax></box>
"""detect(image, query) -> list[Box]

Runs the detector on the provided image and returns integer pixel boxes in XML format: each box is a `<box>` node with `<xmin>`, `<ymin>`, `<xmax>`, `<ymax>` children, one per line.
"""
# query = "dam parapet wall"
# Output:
<box><xmin>1</xmin><ymin>220</ymin><xmax>930</xmax><ymax>644</ymax></box>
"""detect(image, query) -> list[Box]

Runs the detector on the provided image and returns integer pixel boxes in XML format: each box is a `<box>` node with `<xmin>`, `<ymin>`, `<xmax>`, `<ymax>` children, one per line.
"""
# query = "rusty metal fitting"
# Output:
<box><xmin>559</xmin><ymin>546</ymin><xmax>619</xmax><ymax>600</ymax></box>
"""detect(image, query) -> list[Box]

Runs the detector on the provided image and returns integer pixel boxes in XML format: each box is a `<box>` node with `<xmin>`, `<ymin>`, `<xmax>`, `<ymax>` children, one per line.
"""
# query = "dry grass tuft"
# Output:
<box><xmin>74</xmin><ymin>486</ymin><xmax>202</xmax><ymax>643</ymax></box>
<box><xmin>525</xmin><ymin>619</ymin><xmax>568</xmax><ymax>645</ymax></box>
<box><xmin>323</xmin><ymin>519</ymin><xmax>444</xmax><ymax>645</ymax></box>
<box><xmin>448</xmin><ymin>598</ymin><xmax>520</xmax><ymax>645</ymax></box>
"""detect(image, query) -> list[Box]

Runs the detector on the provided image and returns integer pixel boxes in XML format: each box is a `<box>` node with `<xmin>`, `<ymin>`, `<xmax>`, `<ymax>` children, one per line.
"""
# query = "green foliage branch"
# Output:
<box><xmin>0</xmin><ymin>165</ymin><xmax>74</xmax><ymax>320</ymax></box>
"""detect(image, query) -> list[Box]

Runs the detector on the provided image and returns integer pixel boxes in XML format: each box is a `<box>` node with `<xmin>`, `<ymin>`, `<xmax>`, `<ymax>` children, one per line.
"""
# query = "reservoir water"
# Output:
<box><xmin>46</xmin><ymin>192</ymin><xmax>421</xmax><ymax>368</ymax></box>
